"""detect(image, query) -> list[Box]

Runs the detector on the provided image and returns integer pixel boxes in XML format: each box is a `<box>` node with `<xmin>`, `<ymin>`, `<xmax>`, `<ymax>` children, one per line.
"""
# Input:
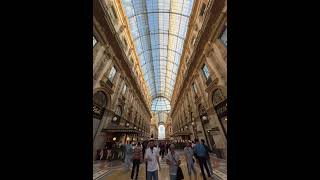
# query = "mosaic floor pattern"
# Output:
<box><xmin>95</xmin><ymin>150</ymin><xmax>227</xmax><ymax>180</ymax></box>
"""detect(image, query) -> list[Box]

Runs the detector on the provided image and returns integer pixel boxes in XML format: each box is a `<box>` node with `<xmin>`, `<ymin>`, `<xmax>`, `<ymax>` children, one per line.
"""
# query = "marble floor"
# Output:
<box><xmin>96</xmin><ymin>151</ymin><xmax>227</xmax><ymax>180</ymax></box>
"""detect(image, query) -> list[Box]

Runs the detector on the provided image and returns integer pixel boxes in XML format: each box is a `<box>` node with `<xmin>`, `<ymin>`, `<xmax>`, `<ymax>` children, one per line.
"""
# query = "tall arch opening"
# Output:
<box><xmin>158</xmin><ymin>124</ymin><xmax>165</xmax><ymax>140</ymax></box>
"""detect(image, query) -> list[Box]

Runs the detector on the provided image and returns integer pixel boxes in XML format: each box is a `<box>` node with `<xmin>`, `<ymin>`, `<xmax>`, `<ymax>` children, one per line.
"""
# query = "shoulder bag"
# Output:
<box><xmin>171</xmin><ymin>152</ymin><xmax>184</xmax><ymax>180</ymax></box>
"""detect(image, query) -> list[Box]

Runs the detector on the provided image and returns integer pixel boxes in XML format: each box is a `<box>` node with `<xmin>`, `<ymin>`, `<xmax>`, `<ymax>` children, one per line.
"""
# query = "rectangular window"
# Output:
<box><xmin>192</xmin><ymin>83</ymin><xmax>198</xmax><ymax>94</ymax></box>
<box><xmin>202</xmin><ymin>64</ymin><xmax>210</xmax><ymax>79</ymax></box>
<box><xmin>122</xmin><ymin>84</ymin><xmax>127</xmax><ymax>95</ymax></box>
<box><xmin>220</xmin><ymin>26</ymin><xmax>227</xmax><ymax>47</ymax></box>
<box><xmin>111</xmin><ymin>6</ymin><xmax>118</xmax><ymax>19</ymax></box>
<box><xmin>200</xmin><ymin>3</ymin><xmax>206</xmax><ymax>16</ymax></box>
<box><xmin>123</xmin><ymin>38</ymin><xmax>128</xmax><ymax>48</ymax></box>
<box><xmin>93</xmin><ymin>36</ymin><xmax>97</xmax><ymax>47</ymax></box>
<box><xmin>108</xmin><ymin>66</ymin><xmax>117</xmax><ymax>82</ymax></box>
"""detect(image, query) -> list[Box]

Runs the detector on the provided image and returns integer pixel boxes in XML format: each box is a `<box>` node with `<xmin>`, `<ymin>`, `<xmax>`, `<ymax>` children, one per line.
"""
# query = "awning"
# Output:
<box><xmin>173</xmin><ymin>130</ymin><xmax>192</xmax><ymax>136</ymax></box>
<box><xmin>102</xmin><ymin>126</ymin><xmax>142</xmax><ymax>134</ymax></box>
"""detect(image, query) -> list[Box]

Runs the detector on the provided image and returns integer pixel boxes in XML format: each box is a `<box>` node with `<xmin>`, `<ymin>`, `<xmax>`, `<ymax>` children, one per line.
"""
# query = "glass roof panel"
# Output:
<box><xmin>122</xmin><ymin>0</ymin><xmax>194</xmax><ymax>105</ymax></box>
<box><xmin>151</xmin><ymin>97</ymin><xmax>171</xmax><ymax>112</ymax></box>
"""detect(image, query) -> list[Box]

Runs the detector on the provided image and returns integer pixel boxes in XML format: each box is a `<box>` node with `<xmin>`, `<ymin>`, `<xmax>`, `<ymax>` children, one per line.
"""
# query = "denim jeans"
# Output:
<box><xmin>147</xmin><ymin>170</ymin><xmax>158</xmax><ymax>180</ymax></box>
<box><xmin>170</xmin><ymin>174</ymin><xmax>177</xmax><ymax>180</ymax></box>
<box><xmin>125</xmin><ymin>155</ymin><xmax>132</xmax><ymax>170</ymax></box>
<box><xmin>187</xmin><ymin>160</ymin><xmax>196</xmax><ymax>176</ymax></box>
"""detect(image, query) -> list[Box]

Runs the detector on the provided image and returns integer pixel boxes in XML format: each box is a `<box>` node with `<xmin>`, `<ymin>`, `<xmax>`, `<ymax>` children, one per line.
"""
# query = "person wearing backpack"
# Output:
<box><xmin>194</xmin><ymin>139</ymin><xmax>212</xmax><ymax>180</ymax></box>
<box><xmin>125</xmin><ymin>141</ymin><xmax>133</xmax><ymax>171</ymax></box>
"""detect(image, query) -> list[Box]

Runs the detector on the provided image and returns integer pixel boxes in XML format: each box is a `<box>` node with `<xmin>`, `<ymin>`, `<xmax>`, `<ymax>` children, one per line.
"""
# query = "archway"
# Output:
<box><xmin>212</xmin><ymin>88</ymin><xmax>227</xmax><ymax>135</ymax></box>
<box><xmin>158</xmin><ymin>124</ymin><xmax>165</xmax><ymax>140</ymax></box>
<box><xmin>93</xmin><ymin>91</ymin><xmax>108</xmax><ymax>139</ymax></box>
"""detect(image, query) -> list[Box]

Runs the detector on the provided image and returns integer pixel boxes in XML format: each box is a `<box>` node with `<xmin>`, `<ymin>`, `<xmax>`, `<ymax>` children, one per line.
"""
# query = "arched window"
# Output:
<box><xmin>93</xmin><ymin>91</ymin><xmax>107</xmax><ymax>108</ymax></box>
<box><xmin>158</xmin><ymin>125</ymin><xmax>165</xmax><ymax>139</ymax></box>
<box><xmin>93</xmin><ymin>91</ymin><xmax>107</xmax><ymax>138</ymax></box>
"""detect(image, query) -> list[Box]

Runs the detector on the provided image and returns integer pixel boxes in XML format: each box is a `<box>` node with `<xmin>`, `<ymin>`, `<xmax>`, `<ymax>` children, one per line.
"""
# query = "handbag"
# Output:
<box><xmin>171</xmin><ymin>152</ymin><xmax>184</xmax><ymax>180</ymax></box>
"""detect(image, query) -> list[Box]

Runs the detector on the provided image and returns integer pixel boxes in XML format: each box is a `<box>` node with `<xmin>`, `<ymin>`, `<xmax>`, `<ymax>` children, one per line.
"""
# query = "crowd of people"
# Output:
<box><xmin>119</xmin><ymin>138</ymin><xmax>216</xmax><ymax>180</ymax></box>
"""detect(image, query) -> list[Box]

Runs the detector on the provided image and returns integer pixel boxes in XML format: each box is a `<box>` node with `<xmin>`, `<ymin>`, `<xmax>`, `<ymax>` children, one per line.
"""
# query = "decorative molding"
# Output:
<box><xmin>99</xmin><ymin>80</ymin><xmax>114</xmax><ymax>94</ymax></box>
<box><xmin>171</xmin><ymin>0</ymin><xmax>226</xmax><ymax>113</ymax></box>
<box><xmin>205</xmin><ymin>77</ymin><xmax>219</xmax><ymax>93</ymax></box>
<box><xmin>207</xmin><ymin>106</ymin><xmax>216</xmax><ymax>116</ymax></box>
<box><xmin>94</xmin><ymin>0</ymin><xmax>152</xmax><ymax>117</ymax></box>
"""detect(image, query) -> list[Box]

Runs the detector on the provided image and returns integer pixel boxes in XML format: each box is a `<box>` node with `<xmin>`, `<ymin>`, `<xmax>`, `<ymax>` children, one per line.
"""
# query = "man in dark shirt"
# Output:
<box><xmin>194</xmin><ymin>139</ymin><xmax>212</xmax><ymax>180</ymax></box>
<box><xmin>201</xmin><ymin>139</ymin><xmax>213</xmax><ymax>176</ymax></box>
<box><xmin>159</xmin><ymin>142</ymin><xmax>165</xmax><ymax>160</ymax></box>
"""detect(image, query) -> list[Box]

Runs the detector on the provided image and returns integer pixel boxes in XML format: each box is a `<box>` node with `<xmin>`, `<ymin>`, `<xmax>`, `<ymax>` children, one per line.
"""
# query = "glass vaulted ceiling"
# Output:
<box><xmin>122</xmin><ymin>0</ymin><xmax>194</xmax><ymax>109</ymax></box>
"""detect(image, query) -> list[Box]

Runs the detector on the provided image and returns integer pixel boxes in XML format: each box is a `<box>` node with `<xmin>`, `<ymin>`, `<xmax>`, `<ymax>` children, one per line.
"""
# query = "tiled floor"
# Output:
<box><xmin>96</xmin><ymin>150</ymin><xmax>227</xmax><ymax>180</ymax></box>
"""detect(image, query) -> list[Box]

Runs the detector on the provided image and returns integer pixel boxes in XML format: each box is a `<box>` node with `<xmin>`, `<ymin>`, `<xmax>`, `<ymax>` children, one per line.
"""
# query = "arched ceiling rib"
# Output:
<box><xmin>122</xmin><ymin>0</ymin><xmax>194</xmax><ymax>103</ymax></box>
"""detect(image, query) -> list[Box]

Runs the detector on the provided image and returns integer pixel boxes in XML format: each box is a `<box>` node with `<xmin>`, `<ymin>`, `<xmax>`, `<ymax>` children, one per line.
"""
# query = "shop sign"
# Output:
<box><xmin>93</xmin><ymin>103</ymin><xmax>105</xmax><ymax>119</ymax></box>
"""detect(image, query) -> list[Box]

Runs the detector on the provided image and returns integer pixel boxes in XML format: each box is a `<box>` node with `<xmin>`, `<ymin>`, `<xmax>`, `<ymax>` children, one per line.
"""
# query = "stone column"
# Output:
<box><xmin>93</xmin><ymin>44</ymin><xmax>106</xmax><ymax>72</ymax></box>
<box><xmin>93</xmin><ymin>111</ymin><xmax>110</xmax><ymax>160</ymax></box>
<box><xmin>204</xmin><ymin>45</ymin><xmax>227</xmax><ymax>86</ymax></box>
<box><xmin>93</xmin><ymin>56</ymin><xmax>112</xmax><ymax>88</ymax></box>
<box><xmin>207</xmin><ymin>106</ymin><xmax>227</xmax><ymax>158</ymax></box>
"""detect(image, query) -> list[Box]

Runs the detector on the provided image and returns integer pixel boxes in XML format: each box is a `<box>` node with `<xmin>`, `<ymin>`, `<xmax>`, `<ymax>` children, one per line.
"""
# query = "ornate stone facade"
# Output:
<box><xmin>93</xmin><ymin>0</ymin><xmax>152</xmax><ymax>159</ymax></box>
<box><xmin>170</xmin><ymin>0</ymin><xmax>227</xmax><ymax>159</ymax></box>
<box><xmin>93</xmin><ymin>0</ymin><xmax>227</xmax><ymax>160</ymax></box>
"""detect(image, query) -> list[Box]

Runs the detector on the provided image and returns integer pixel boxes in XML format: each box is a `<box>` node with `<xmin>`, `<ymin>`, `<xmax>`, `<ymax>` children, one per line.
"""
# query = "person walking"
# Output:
<box><xmin>145</xmin><ymin>139</ymin><xmax>161</xmax><ymax>180</ymax></box>
<box><xmin>166</xmin><ymin>144</ymin><xmax>181</xmax><ymax>180</ymax></box>
<box><xmin>131</xmin><ymin>142</ymin><xmax>143</xmax><ymax>180</ymax></box>
<box><xmin>201</xmin><ymin>139</ymin><xmax>213</xmax><ymax>176</ymax></box>
<box><xmin>159</xmin><ymin>142</ymin><xmax>165</xmax><ymax>160</ymax></box>
<box><xmin>125</xmin><ymin>141</ymin><xmax>133</xmax><ymax>171</ymax></box>
<box><xmin>194</xmin><ymin>139</ymin><xmax>212</xmax><ymax>180</ymax></box>
<box><xmin>184</xmin><ymin>141</ymin><xmax>197</xmax><ymax>180</ymax></box>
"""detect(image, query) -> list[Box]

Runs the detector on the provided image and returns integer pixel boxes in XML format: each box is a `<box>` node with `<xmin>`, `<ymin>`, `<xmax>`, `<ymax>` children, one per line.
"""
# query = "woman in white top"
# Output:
<box><xmin>145</xmin><ymin>140</ymin><xmax>161</xmax><ymax>180</ymax></box>
<box><xmin>184</xmin><ymin>141</ymin><xmax>197</xmax><ymax>180</ymax></box>
<box><xmin>166</xmin><ymin>144</ymin><xmax>181</xmax><ymax>180</ymax></box>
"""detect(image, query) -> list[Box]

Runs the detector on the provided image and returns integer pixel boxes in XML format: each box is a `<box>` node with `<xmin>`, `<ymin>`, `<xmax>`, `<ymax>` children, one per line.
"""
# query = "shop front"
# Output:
<box><xmin>211</xmin><ymin>88</ymin><xmax>227</xmax><ymax>159</ymax></box>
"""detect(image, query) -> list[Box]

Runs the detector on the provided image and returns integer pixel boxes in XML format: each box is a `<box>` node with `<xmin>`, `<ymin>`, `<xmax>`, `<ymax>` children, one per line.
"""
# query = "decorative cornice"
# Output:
<box><xmin>99</xmin><ymin>80</ymin><xmax>114</xmax><ymax>94</ymax></box>
<box><xmin>171</xmin><ymin>0</ymin><xmax>226</xmax><ymax>115</ymax></box>
<box><xmin>94</xmin><ymin>0</ymin><xmax>152</xmax><ymax>117</ymax></box>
